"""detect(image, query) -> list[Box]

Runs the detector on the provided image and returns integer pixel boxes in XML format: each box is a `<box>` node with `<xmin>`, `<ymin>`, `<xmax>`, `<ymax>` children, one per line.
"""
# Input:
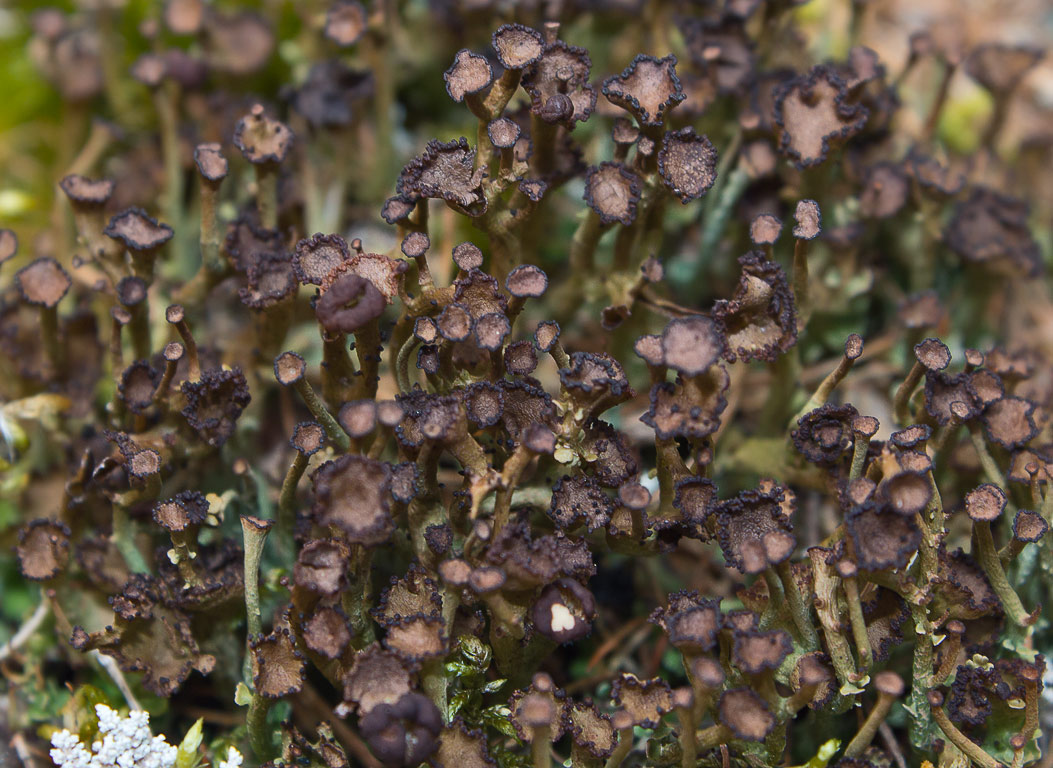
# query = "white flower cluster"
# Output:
<box><xmin>50</xmin><ymin>705</ymin><xmax>178</xmax><ymax>768</ymax></box>
<box><xmin>216</xmin><ymin>746</ymin><xmax>243</xmax><ymax>768</ymax></box>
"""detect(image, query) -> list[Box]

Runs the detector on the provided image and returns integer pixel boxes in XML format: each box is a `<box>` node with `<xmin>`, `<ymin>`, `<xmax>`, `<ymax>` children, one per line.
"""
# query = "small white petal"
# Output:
<box><xmin>550</xmin><ymin>602</ymin><xmax>576</xmax><ymax>633</ymax></box>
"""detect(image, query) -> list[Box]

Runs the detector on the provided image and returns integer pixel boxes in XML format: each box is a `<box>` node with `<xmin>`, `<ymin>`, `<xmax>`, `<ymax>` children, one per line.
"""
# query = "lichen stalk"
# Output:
<box><xmin>973</xmin><ymin>518</ymin><xmax>1032</xmax><ymax>627</ymax></box>
<box><xmin>292</xmin><ymin>377</ymin><xmax>350</xmax><ymax>452</ymax></box>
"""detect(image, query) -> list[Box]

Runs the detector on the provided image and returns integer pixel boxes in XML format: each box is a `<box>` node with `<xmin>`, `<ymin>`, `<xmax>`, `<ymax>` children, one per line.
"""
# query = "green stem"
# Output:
<box><xmin>677</xmin><ymin>707</ymin><xmax>697</xmax><ymax>768</ymax></box>
<box><xmin>353</xmin><ymin>321</ymin><xmax>382</xmax><ymax>400</ymax></box>
<box><xmin>763</xmin><ymin>350</ymin><xmax>801</xmax><ymax>435</ymax></box>
<box><xmin>759</xmin><ymin>568</ymin><xmax>787</xmax><ymax>630</ymax></box>
<box><xmin>475</xmin><ymin>115</ymin><xmax>491</xmax><ymax>173</ymax></box>
<box><xmin>300</xmin><ymin>126</ymin><xmax>323</xmax><ymax>236</ymax></box>
<box><xmin>981</xmin><ymin>96</ymin><xmax>1010</xmax><ymax>150</ymax></box>
<box><xmin>168</xmin><ymin>311</ymin><xmax>200</xmax><ymax>382</ymax></box>
<box><xmin>421</xmin><ymin>657</ymin><xmax>449</xmax><ymax>722</ymax></box>
<box><xmin>321</xmin><ymin>332</ymin><xmax>357</xmax><ymax>405</ymax></box>
<box><xmin>793</xmin><ymin>344</ymin><xmax>859</xmax><ymax>425</ymax></box>
<box><xmin>277</xmin><ymin>452</ymin><xmax>308</xmax><ymax>545</ymax></box>
<box><xmin>696</xmin><ymin>724</ymin><xmax>734</xmax><ymax>751</ymax></box>
<box><xmin>849</xmin><ymin>431</ymin><xmax>870</xmax><ymax>481</ymax></box>
<box><xmin>449</xmin><ymin>432</ymin><xmax>491</xmax><ymax>478</ymax></box>
<box><xmin>155</xmin><ymin>82</ymin><xmax>185</xmax><ymax>267</ymax></box>
<box><xmin>810</xmin><ymin>549</ymin><xmax>858</xmax><ymax>688</ymax></box>
<box><xmin>365</xmin><ymin>6</ymin><xmax>396</xmax><ymax>198</ymax></box>
<box><xmin>482</xmin><ymin>68</ymin><xmax>521</xmax><ymax>118</ymax></box>
<box><xmin>640</xmin><ymin>192</ymin><xmax>669</xmax><ymax>262</ymax></box>
<box><xmin>793</xmin><ymin>238</ymin><xmax>812</xmax><ymax>328</ymax></box>
<box><xmin>256</xmin><ymin>164</ymin><xmax>278</xmax><ymax>230</ymax></box>
<box><xmin>569</xmin><ymin>210</ymin><xmax>606</xmax><ymax>273</ymax></box>
<box><xmin>396</xmin><ymin>334</ymin><xmax>420</xmax><ymax>394</ymax></box>
<box><xmin>252</xmin><ymin>302</ymin><xmax>294</xmax><ymax>365</ymax></box>
<box><xmin>40</xmin><ymin>306</ymin><xmax>65</xmax><ymax>379</ymax></box>
<box><xmin>915</xmin><ymin>507</ymin><xmax>940</xmax><ymax>587</ymax></box>
<box><xmin>485</xmin><ymin>223</ymin><xmax>520</xmax><ymax>282</ymax></box>
<box><xmin>128</xmin><ymin>303</ymin><xmax>152</xmax><ymax>362</ymax></box>
<box><xmin>776</xmin><ymin>560</ymin><xmax>819</xmax><ymax>651</ymax></box>
<box><xmin>929</xmin><ymin>697</ymin><xmax>1001</xmax><ymax>768</ymax></box>
<box><xmin>341</xmin><ymin>546</ymin><xmax>376</xmax><ymax>649</ymax></box>
<box><xmin>151</xmin><ymin>353</ymin><xmax>179</xmax><ymax>407</ymax></box>
<box><xmin>612</xmin><ymin>216</ymin><xmax>642</xmax><ymax>272</ymax></box>
<box><xmin>247</xmin><ymin>692</ymin><xmax>274</xmax><ymax>761</ymax></box>
<box><xmin>95</xmin><ymin>5</ymin><xmax>130</xmax><ymax>119</ymax></box>
<box><xmin>922</xmin><ymin>60</ymin><xmax>955</xmax><ymax>142</ymax></box>
<box><xmin>548</xmin><ymin>338</ymin><xmax>570</xmax><ymax>370</ymax></box>
<box><xmin>842</xmin><ymin>575</ymin><xmax>872</xmax><ymax>674</ymax></box>
<box><xmin>531</xmin><ymin>726</ymin><xmax>551</xmax><ymax>768</ymax></box>
<box><xmin>844</xmin><ymin>695</ymin><xmax>894</xmax><ymax>758</ymax></box>
<box><xmin>241</xmin><ymin>516</ymin><xmax>271</xmax><ymax>644</ymax></box>
<box><xmin>293</xmin><ymin>379</ymin><xmax>350</xmax><ymax>451</ymax></box>
<box><xmin>530</xmin><ymin>115</ymin><xmax>557</xmax><ymax>179</ymax></box>
<box><xmin>968</xmin><ymin>426</ymin><xmax>1008</xmax><ymax>489</ymax></box>
<box><xmin>906</xmin><ymin>602</ymin><xmax>936</xmax><ymax>749</ymax></box>
<box><xmin>893</xmin><ymin>362</ymin><xmax>924</xmax><ymax>426</ymax></box>
<box><xmin>491</xmin><ymin>488</ymin><xmax>518</xmax><ymax>539</ymax></box>
<box><xmin>974</xmin><ymin>520</ymin><xmax>1031</xmax><ymax>627</ymax></box>
<box><xmin>655</xmin><ymin>437</ymin><xmax>688</xmax><ymax>518</ymax></box>
<box><xmin>478</xmin><ymin>486</ymin><xmax>552</xmax><ymax>516</ymax></box>
<box><xmin>199</xmin><ymin>181</ymin><xmax>223</xmax><ymax>274</ymax></box>
<box><xmin>914</xmin><ymin>194</ymin><xmax>941</xmax><ymax>293</ymax></box>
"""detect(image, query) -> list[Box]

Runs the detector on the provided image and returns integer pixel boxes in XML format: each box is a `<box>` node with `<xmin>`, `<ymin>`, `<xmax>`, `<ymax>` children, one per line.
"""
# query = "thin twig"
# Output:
<box><xmin>879</xmin><ymin>722</ymin><xmax>908</xmax><ymax>768</ymax></box>
<box><xmin>11</xmin><ymin>732</ymin><xmax>41</xmax><ymax>768</ymax></box>
<box><xmin>292</xmin><ymin>684</ymin><xmax>383</xmax><ymax>768</ymax></box>
<box><xmin>0</xmin><ymin>601</ymin><xmax>50</xmax><ymax>663</ymax></box>
<box><xmin>91</xmin><ymin>650</ymin><xmax>142</xmax><ymax>711</ymax></box>
<box><xmin>564</xmin><ymin>670</ymin><xmax>618</xmax><ymax>695</ymax></box>
<box><xmin>586</xmin><ymin>616</ymin><xmax>648</xmax><ymax>672</ymax></box>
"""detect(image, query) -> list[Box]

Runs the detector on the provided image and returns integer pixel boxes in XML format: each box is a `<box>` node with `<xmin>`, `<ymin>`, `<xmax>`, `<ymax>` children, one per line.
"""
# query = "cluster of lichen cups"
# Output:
<box><xmin>3</xmin><ymin>3</ymin><xmax>1051</xmax><ymax>768</ymax></box>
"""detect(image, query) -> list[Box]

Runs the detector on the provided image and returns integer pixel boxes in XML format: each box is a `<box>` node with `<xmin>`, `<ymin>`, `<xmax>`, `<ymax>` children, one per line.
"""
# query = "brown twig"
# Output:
<box><xmin>879</xmin><ymin>722</ymin><xmax>908</xmax><ymax>768</ymax></box>
<box><xmin>586</xmin><ymin>616</ymin><xmax>648</xmax><ymax>672</ymax></box>
<box><xmin>292</xmin><ymin>684</ymin><xmax>383</xmax><ymax>768</ymax></box>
